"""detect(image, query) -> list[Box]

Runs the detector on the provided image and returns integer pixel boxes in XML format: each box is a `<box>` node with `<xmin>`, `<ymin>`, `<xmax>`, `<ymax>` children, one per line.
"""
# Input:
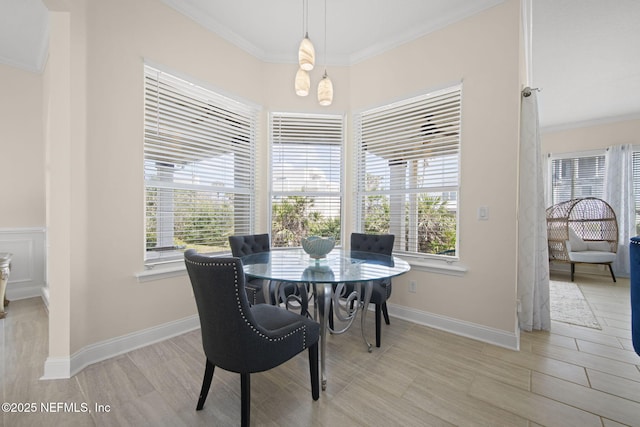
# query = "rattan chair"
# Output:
<box><xmin>546</xmin><ymin>197</ymin><xmax>618</xmax><ymax>282</ymax></box>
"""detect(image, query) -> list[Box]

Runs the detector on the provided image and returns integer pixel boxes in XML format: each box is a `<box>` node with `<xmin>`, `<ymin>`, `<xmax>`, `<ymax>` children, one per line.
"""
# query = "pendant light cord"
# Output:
<box><xmin>323</xmin><ymin>0</ymin><xmax>327</xmax><ymax>73</ymax></box>
<box><xmin>304</xmin><ymin>0</ymin><xmax>309</xmax><ymax>38</ymax></box>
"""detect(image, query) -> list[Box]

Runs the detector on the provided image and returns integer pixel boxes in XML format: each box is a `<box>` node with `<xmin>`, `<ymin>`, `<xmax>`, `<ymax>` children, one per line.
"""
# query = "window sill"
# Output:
<box><xmin>136</xmin><ymin>253</ymin><xmax>468</xmax><ymax>282</ymax></box>
<box><xmin>400</xmin><ymin>255</ymin><xmax>468</xmax><ymax>276</ymax></box>
<box><xmin>136</xmin><ymin>261</ymin><xmax>186</xmax><ymax>282</ymax></box>
<box><xmin>137</xmin><ymin>251</ymin><xmax>233</xmax><ymax>282</ymax></box>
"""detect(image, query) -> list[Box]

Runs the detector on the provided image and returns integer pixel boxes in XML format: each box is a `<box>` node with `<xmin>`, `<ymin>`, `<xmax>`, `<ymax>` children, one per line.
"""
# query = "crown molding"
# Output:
<box><xmin>160</xmin><ymin>0</ymin><xmax>268</xmax><ymax>61</ymax></box>
<box><xmin>541</xmin><ymin>112</ymin><xmax>640</xmax><ymax>134</ymax></box>
<box><xmin>161</xmin><ymin>0</ymin><xmax>505</xmax><ymax>67</ymax></box>
<box><xmin>348</xmin><ymin>0</ymin><xmax>505</xmax><ymax>65</ymax></box>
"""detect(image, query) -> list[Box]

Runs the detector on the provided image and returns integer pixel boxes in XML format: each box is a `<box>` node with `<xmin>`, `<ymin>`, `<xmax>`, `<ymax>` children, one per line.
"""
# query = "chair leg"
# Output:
<box><xmin>328</xmin><ymin>300</ymin><xmax>334</xmax><ymax>330</ymax></box>
<box><xmin>608</xmin><ymin>264</ymin><xmax>617</xmax><ymax>282</ymax></box>
<box><xmin>196</xmin><ymin>359</ymin><xmax>215</xmax><ymax>410</ymax></box>
<box><xmin>382</xmin><ymin>302</ymin><xmax>390</xmax><ymax>325</ymax></box>
<box><xmin>570</xmin><ymin>263</ymin><xmax>575</xmax><ymax>281</ymax></box>
<box><xmin>240</xmin><ymin>373</ymin><xmax>250</xmax><ymax>427</ymax></box>
<box><xmin>308</xmin><ymin>342</ymin><xmax>319</xmax><ymax>400</ymax></box>
<box><xmin>375</xmin><ymin>304</ymin><xmax>382</xmax><ymax>348</ymax></box>
<box><xmin>298</xmin><ymin>282</ymin><xmax>310</xmax><ymax>317</ymax></box>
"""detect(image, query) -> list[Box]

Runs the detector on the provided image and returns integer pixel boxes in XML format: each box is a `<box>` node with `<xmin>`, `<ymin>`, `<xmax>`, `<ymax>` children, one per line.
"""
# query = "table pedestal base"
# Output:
<box><xmin>240</xmin><ymin>248</ymin><xmax>410</xmax><ymax>392</ymax></box>
<box><xmin>314</xmin><ymin>281</ymin><xmax>373</xmax><ymax>390</ymax></box>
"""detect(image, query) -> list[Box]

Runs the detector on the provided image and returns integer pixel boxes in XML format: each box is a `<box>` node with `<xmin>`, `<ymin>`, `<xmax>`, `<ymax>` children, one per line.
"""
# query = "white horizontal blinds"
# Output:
<box><xmin>355</xmin><ymin>85</ymin><xmax>461</xmax><ymax>256</ymax></box>
<box><xmin>633</xmin><ymin>151</ymin><xmax>640</xmax><ymax>233</ymax></box>
<box><xmin>357</xmin><ymin>86</ymin><xmax>461</xmax><ymax>193</ymax></box>
<box><xmin>550</xmin><ymin>154</ymin><xmax>605</xmax><ymax>205</ymax></box>
<box><xmin>144</xmin><ymin>65</ymin><xmax>258</xmax><ymax>261</ymax></box>
<box><xmin>271</xmin><ymin>113</ymin><xmax>343</xmax><ymax>247</ymax></box>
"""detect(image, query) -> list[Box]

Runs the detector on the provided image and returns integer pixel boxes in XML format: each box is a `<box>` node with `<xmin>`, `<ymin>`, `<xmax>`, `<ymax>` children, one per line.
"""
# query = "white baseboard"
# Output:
<box><xmin>6</xmin><ymin>284</ymin><xmax>46</xmax><ymax>302</ymax></box>
<box><xmin>41</xmin><ymin>357</ymin><xmax>71</xmax><ymax>380</ymax></box>
<box><xmin>41</xmin><ymin>314</ymin><xmax>200</xmax><ymax>380</ymax></box>
<box><xmin>387</xmin><ymin>302</ymin><xmax>519</xmax><ymax>350</ymax></box>
<box><xmin>41</xmin><ymin>302</ymin><xmax>518</xmax><ymax>380</ymax></box>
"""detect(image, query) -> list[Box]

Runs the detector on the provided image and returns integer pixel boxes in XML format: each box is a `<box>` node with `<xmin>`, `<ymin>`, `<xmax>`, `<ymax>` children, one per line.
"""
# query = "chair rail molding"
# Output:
<box><xmin>0</xmin><ymin>227</ymin><xmax>46</xmax><ymax>302</ymax></box>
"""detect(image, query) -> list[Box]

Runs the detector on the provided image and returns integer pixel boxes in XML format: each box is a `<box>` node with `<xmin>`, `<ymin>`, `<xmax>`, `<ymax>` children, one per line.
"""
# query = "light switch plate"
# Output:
<box><xmin>478</xmin><ymin>206</ymin><xmax>489</xmax><ymax>220</ymax></box>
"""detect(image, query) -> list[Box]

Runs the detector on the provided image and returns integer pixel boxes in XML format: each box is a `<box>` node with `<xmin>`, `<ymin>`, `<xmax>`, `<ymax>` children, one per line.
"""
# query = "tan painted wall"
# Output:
<box><xmin>72</xmin><ymin>0</ymin><xmax>267</xmax><ymax>352</ymax></box>
<box><xmin>347</xmin><ymin>1</ymin><xmax>522</xmax><ymax>331</ymax></box>
<box><xmin>262</xmin><ymin>1</ymin><xmax>522</xmax><ymax>332</ymax></box>
<box><xmin>541</xmin><ymin>118</ymin><xmax>640</xmax><ymax>155</ymax></box>
<box><xmin>8</xmin><ymin>0</ymin><xmax>523</xmax><ymax>356</ymax></box>
<box><xmin>43</xmin><ymin>9</ymin><xmax>74</xmax><ymax>361</ymax></box>
<box><xmin>0</xmin><ymin>64</ymin><xmax>44</xmax><ymax>227</ymax></box>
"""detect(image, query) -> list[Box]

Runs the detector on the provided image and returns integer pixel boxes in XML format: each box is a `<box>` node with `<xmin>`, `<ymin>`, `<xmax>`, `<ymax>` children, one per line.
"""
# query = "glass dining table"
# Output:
<box><xmin>240</xmin><ymin>247</ymin><xmax>410</xmax><ymax>390</ymax></box>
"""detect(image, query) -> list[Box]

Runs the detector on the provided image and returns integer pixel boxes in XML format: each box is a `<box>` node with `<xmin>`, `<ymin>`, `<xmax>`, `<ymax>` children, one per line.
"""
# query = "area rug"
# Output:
<box><xmin>550</xmin><ymin>280</ymin><xmax>602</xmax><ymax>329</ymax></box>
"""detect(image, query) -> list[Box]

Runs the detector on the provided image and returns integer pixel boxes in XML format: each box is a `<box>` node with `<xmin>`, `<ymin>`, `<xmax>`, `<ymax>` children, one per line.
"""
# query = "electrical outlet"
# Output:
<box><xmin>409</xmin><ymin>280</ymin><xmax>417</xmax><ymax>293</ymax></box>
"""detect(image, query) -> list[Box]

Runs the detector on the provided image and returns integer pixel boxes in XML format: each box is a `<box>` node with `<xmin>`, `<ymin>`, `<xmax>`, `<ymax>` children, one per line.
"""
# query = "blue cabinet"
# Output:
<box><xmin>630</xmin><ymin>237</ymin><xmax>640</xmax><ymax>356</ymax></box>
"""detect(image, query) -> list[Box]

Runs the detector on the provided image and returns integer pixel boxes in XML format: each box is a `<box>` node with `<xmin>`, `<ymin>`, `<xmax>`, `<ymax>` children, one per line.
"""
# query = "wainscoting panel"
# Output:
<box><xmin>0</xmin><ymin>227</ymin><xmax>46</xmax><ymax>301</ymax></box>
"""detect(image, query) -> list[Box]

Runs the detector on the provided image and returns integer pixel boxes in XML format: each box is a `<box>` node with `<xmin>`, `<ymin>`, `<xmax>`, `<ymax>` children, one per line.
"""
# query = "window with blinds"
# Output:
<box><xmin>354</xmin><ymin>85</ymin><xmax>462</xmax><ymax>257</ymax></box>
<box><xmin>144</xmin><ymin>65</ymin><xmax>259</xmax><ymax>262</ymax></box>
<box><xmin>270</xmin><ymin>113</ymin><xmax>344</xmax><ymax>247</ymax></box>
<box><xmin>550</xmin><ymin>153</ymin><xmax>605</xmax><ymax>205</ymax></box>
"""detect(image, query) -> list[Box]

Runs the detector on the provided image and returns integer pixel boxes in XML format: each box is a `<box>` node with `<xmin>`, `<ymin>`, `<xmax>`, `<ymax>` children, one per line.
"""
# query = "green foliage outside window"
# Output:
<box><xmin>363</xmin><ymin>192</ymin><xmax>456</xmax><ymax>255</ymax></box>
<box><xmin>416</xmin><ymin>195</ymin><xmax>456</xmax><ymax>255</ymax></box>
<box><xmin>361</xmin><ymin>170</ymin><xmax>456</xmax><ymax>255</ymax></box>
<box><xmin>271</xmin><ymin>196</ymin><xmax>341</xmax><ymax>247</ymax></box>
<box><xmin>146</xmin><ymin>188</ymin><xmax>234</xmax><ymax>253</ymax></box>
<box><xmin>146</xmin><ymin>189</ymin><xmax>455</xmax><ymax>256</ymax></box>
<box><xmin>364</xmin><ymin>193</ymin><xmax>391</xmax><ymax>235</ymax></box>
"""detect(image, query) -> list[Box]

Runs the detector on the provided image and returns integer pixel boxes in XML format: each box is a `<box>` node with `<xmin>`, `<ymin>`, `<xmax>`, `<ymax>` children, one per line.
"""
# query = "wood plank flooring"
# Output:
<box><xmin>1</xmin><ymin>272</ymin><xmax>638</xmax><ymax>426</ymax></box>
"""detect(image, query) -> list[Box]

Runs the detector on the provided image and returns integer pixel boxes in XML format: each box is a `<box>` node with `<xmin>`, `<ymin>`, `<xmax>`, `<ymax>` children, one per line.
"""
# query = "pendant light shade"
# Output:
<box><xmin>295</xmin><ymin>68</ymin><xmax>310</xmax><ymax>96</ymax></box>
<box><xmin>298</xmin><ymin>35</ymin><xmax>315</xmax><ymax>71</ymax></box>
<box><xmin>317</xmin><ymin>71</ymin><xmax>333</xmax><ymax>106</ymax></box>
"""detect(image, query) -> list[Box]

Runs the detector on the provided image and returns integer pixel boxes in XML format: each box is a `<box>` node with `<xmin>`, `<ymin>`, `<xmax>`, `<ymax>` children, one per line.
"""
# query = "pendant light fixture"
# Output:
<box><xmin>295</xmin><ymin>67</ymin><xmax>310</xmax><ymax>96</ymax></box>
<box><xmin>298</xmin><ymin>0</ymin><xmax>315</xmax><ymax>72</ymax></box>
<box><xmin>317</xmin><ymin>71</ymin><xmax>333</xmax><ymax>106</ymax></box>
<box><xmin>317</xmin><ymin>0</ymin><xmax>333</xmax><ymax>106</ymax></box>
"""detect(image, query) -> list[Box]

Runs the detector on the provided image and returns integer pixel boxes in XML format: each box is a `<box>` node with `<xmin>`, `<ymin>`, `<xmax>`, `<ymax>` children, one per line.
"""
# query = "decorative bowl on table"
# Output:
<box><xmin>301</xmin><ymin>236</ymin><xmax>335</xmax><ymax>259</ymax></box>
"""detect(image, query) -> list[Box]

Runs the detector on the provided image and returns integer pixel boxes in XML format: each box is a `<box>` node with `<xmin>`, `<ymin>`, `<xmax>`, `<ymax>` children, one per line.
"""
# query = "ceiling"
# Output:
<box><xmin>1</xmin><ymin>0</ymin><xmax>638</xmax><ymax>130</ymax></box>
<box><xmin>532</xmin><ymin>0</ymin><xmax>640</xmax><ymax>130</ymax></box>
<box><xmin>0</xmin><ymin>0</ymin><xmax>48</xmax><ymax>72</ymax></box>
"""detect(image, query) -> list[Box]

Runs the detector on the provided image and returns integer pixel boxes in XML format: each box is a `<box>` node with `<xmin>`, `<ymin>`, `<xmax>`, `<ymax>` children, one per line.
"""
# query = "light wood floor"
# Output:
<box><xmin>1</xmin><ymin>273</ymin><xmax>639</xmax><ymax>426</ymax></box>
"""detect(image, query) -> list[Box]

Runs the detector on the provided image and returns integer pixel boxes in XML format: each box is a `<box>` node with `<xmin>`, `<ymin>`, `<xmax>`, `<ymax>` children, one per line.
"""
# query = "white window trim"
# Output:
<box><xmin>268</xmin><ymin>112</ymin><xmax>346</xmax><ymax>247</ymax></box>
<box><xmin>142</xmin><ymin>63</ymin><xmax>260</xmax><ymax>269</ymax></box>
<box><xmin>353</xmin><ymin>84</ymin><xmax>462</xmax><ymax>259</ymax></box>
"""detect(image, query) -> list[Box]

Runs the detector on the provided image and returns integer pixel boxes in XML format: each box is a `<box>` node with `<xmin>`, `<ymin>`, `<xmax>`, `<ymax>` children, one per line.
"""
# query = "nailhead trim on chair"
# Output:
<box><xmin>186</xmin><ymin>258</ymin><xmax>307</xmax><ymax>350</ymax></box>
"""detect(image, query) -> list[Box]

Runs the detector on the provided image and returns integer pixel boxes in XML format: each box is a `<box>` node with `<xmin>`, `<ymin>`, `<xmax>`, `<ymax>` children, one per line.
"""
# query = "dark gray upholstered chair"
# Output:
<box><xmin>349</xmin><ymin>233</ymin><xmax>395</xmax><ymax>348</ymax></box>
<box><xmin>184</xmin><ymin>250</ymin><xmax>320</xmax><ymax>427</ymax></box>
<box><xmin>228</xmin><ymin>234</ymin><xmax>271</xmax><ymax>304</ymax></box>
<box><xmin>229</xmin><ymin>234</ymin><xmax>310</xmax><ymax>314</ymax></box>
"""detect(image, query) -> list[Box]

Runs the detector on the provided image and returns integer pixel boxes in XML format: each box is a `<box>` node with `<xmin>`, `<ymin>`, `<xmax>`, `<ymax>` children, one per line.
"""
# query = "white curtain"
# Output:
<box><xmin>517</xmin><ymin>90</ymin><xmax>551</xmax><ymax>331</ymax></box>
<box><xmin>605</xmin><ymin>144</ymin><xmax>633</xmax><ymax>277</ymax></box>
